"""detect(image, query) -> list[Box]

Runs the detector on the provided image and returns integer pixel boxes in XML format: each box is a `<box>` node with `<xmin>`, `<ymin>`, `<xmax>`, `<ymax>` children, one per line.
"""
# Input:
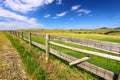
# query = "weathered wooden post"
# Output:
<box><xmin>14</xmin><ymin>31</ymin><xmax>16</xmax><ymax>36</ymax></box>
<box><xmin>46</xmin><ymin>34</ymin><xmax>50</xmax><ymax>62</ymax></box>
<box><xmin>17</xmin><ymin>31</ymin><xmax>19</xmax><ymax>37</ymax></box>
<box><xmin>10</xmin><ymin>30</ymin><xmax>12</xmax><ymax>34</ymax></box>
<box><xmin>119</xmin><ymin>47</ymin><xmax>120</xmax><ymax>53</ymax></box>
<box><xmin>19</xmin><ymin>31</ymin><xmax>20</xmax><ymax>38</ymax></box>
<box><xmin>28</xmin><ymin>32</ymin><xmax>31</xmax><ymax>46</ymax></box>
<box><xmin>101</xmin><ymin>44</ymin><xmax>102</xmax><ymax>49</ymax></box>
<box><xmin>11</xmin><ymin>30</ymin><xmax>13</xmax><ymax>34</ymax></box>
<box><xmin>18</xmin><ymin>31</ymin><xmax>20</xmax><ymax>38</ymax></box>
<box><xmin>69</xmin><ymin>57</ymin><xmax>90</xmax><ymax>66</ymax></box>
<box><xmin>15</xmin><ymin>31</ymin><xmax>17</xmax><ymax>36</ymax></box>
<box><xmin>117</xmin><ymin>73</ymin><xmax>120</xmax><ymax>80</ymax></box>
<box><xmin>12</xmin><ymin>30</ymin><xmax>13</xmax><ymax>35</ymax></box>
<box><xmin>16</xmin><ymin>31</ymin><xmax>17</xmax><ymax>36</ymax></box>
<box><xmin>13</xmin><ymin>30</ymin><xmax>15</xmax><ymax>35</ymax></box>
<box><xmin>21</xmin><ymin>31</ymin><xmax>23</xmax><ymax>39</ymax></box>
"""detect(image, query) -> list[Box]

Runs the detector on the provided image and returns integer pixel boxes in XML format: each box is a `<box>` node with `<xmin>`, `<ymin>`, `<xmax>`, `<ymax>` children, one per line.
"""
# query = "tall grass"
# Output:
<box><xmin>5</xmin><ymin>32</ymin><xmax>103</xmax><ymax>80</ymax></box>
<box><xmin>23</xmin><ymin>34</ymin><xmax>120</xmax><ymax>74</ymax></box>
<box><xmin>5</xmin><ymin>33</ymin><xmax>48</xmax><ymax>80</ymax></box>
<box><xmin>23</xmin><ymin>29</ymin><xmax>120</xmax><ymax>43</ymax></box>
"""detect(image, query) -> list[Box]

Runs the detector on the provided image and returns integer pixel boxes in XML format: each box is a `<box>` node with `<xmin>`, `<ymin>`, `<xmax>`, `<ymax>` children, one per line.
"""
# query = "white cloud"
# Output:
<box><xmin>56</xmin><ymin>0</ymin><xmax>62</xmax><ymax>5</ymax></box>
<box><xmin>44</xmin><ymin>14</ymin><xmax>50</xmax><ymax>18</ymax></box>
<box><xmin>56</xmin><ymin>11</ymin><xmax>68</xmax><ymax>17</ymax></box>
<box><xmin>0</xmin><ymin>7</ymin><xmax>44</xmax><ymax>30</ymax></box>
<box><xmin>4</xmin><ymin>0</ymin><xmax>54</xmax><ymax>13</ymax></box>
<box><xmin>0</xmin><ymin>21</ymin><xmax>44</xmax><ymax>30</ymax></box>
<box><xmin>77</xmin><ymin>9</ymin><xmax>91</xmax><ymax>14</ymax></box>
<box><xmin>71</xmin><ymin>5</ymin><xmax>81</xmax><ymax>11</ymax></box>
<box><xmin>0</xmin><ymin>7</ymin><xmax>36</xmax><ymax>23</ymax></box>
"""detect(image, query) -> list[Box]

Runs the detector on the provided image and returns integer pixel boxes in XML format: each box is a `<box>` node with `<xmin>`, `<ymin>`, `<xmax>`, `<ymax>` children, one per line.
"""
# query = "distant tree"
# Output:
<box><xmin>99</xmin><ymin>27</ymin><xmax>108</xmax><ymax>29</ymax></box>
<box><xmin>69</xmin><ymin>29</ymin><xmax>73</xmax><ymax>31</ymax></box>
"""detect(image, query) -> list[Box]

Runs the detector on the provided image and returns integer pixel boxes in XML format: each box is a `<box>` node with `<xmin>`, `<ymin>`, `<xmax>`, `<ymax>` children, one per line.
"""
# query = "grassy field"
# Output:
<box><xmin>5</xmin><ymin>32</ymin><xmax>48</xmax><ymax>80</ymax></box>
<box><xmin>7</xmin><ymin>29</ymin><xmax>120</xmax><ymax>79</ymax></box>
<box><xmin>5</xmin><ymin>32</ymin><xmax>103</xmax><ymax>80</ymax></box>
<box><xmin>22</xmin><ymin>29</ymin><xmax>120</xmax><ymax>43</ymax></box>
<box><xmin>23</xmin><ymin>33</ymin><xmax>120</xmax><ymax>74</ymax></box>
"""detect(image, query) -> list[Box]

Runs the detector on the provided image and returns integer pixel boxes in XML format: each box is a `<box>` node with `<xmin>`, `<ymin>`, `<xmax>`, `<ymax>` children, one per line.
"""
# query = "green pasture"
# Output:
<box><xmin>22</xmin><ymin>29</ymin><xmax>120</xmax><ymax>43</ymax></box>
<box><xmin>23</xmin><ymin>33</ymin><xmax>120</xmax><ymax>74</ymax></box>
<box><xmin>4</xmin><ymin>32</ymin><xmax>103</xmax><ymax>80</ymax></box>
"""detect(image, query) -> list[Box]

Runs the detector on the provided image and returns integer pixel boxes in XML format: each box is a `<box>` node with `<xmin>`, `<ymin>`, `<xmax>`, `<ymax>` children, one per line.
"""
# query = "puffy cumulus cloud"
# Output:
<box><xmin>0</xmin><ymin>7</ymin><xmax>44</xmax><ymax>30</ymax></box>
<box><xmin>52</xmin><ymin>11</ymin><xmax>68</xmax><ymax>19</ymax></box>
<box><xmin>0</xmin><ymin>7</ymin><xmax>37</xmax><ymax>24</ymax></box>
<box><xmin>56</xmin><ymin>11</ymin><xmax>68</xmax><ymax>17</ymax></box>
<box><xmin>0</xmin><ymin>21</ymin><xmax>44</xmax><ymax>30</ymax></box>
<box><xmin>4</xmin><ymin>0</ymin><xmax>54</xmax><ymax>13</ymax></box>
<box><xmin>77</xmin><ymin>9</ymin><xmax>91</xmax><ymax>14</ymax></box>
<box><xmin>71</xmin><ymin>5</ymin><xmax>81</xmax><ymax>11</ymax></box>
<box><xmin>44</xmin><ymin>14</ymin><xmax>50</xmax><ymax>18</ymax></box>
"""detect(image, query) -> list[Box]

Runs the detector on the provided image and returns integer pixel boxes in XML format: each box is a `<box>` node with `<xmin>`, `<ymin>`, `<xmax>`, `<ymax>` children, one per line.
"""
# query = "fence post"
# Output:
<box><xmin>11</xmin><ymin>30</ymin><xmax>13</xmax><ymax>34</ymax></box>
<box><xmin>17</xmin><ymin>31</ymin><xmax>19</xmax><ymax>37</ymax></box>
<box><xmin>18</xmin><ymin>31</ymin><xmax>20</xmax><ymax>38</ymax></box>
<box><xmin>28</xmin><ymin>32</ymin><xmax>31</xmax><ymax>46</ymax></box>
<box><xmin>117</xmin><ymin>72</ymin><xmax>120</xmax><ymax>80</ymax></box>
<box><xmin>13</xmin><ymin>30</ymin><xmax>15</xmax><ymax>35</ymax></box>
<box><xmin>15</xmin><ymin>31</ymin><xmax>16</xmax><ymax>36</ymax></box>
<box><xmin>21</xmin><ymin>31</ymin><xmax>23</xmax><ymax>39</ymax></box>
<box><xmin>15</xmin><ymin>31</ymin><xmax>17</xmax><ymax>36</ymax></box>
<box><xmin>46</xmin><ymin>34</ymin><xmax>50</xmax><ymax>62</ymax></box>
<box><xmin>119</xmin><ymin>47</ymin><xmax>120</xmax><ymax>53</ymax></box>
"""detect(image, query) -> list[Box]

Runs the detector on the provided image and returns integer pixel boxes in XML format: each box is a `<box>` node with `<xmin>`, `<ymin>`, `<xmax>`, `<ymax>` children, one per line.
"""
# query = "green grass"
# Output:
<box><xmin>22</xmin><ymin>29</ymin><xmax>120</xmax><ymax>43</ymax></box>
<box><xmin>23</xmin><ymin>28</ymin><xmax>120</xmax><ymax>34</ymax></box>
<box><xmin>5</xmin><ymin>32</ymin><xmax>48</xmax><ymax>80</ymax></box>
<box><xmin>23</xmin><ymin>34</ymin><xmax>120</xmax><ymax>74</ymax></box>
<box><xmin>5</xmin><ymin>32</ymin><xmax>104</xmax><ymax>80</ymax></box>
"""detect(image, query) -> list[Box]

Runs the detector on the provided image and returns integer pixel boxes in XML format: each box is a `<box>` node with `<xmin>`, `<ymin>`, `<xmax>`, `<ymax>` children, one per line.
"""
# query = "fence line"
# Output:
<box><xmin>22</xmin><ymin>37</ymin><xmax>115</xmax><ymax>80</ymax></box>
<box><xmin>49</xmin><ymin>41</ymin><xmax>120</xmax><ymax>61</ymax></box>
<box><xmin>8</xmin><ymin>31</ymin><xmax>120</xmax><ymax>80</ymax></box>
<box><xmin>50</xmin><ymin>35</ymin><xmax>120</xmax><ymax>54</ymax></box>
<box><xmin>27</xmin><ymin>33</ymin><xmax>120</xmax><ymax>54</ymax></box>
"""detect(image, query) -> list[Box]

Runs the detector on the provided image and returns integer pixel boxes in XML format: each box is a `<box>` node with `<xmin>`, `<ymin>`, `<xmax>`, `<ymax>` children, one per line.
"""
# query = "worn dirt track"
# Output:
<box><xmin>0</xmin><ymin>32</ymin><xmax>29</xmax><ymax>80</ymax></box>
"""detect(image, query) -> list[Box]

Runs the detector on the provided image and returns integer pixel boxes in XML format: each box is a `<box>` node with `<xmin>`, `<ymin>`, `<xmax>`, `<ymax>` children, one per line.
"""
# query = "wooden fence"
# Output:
<box><xmin>8</xmin><ymin>30</ymin><xmax>120</xmax><ymax>80</ymax></box>
<box><xmin>31</xmin><ymin>33</ymin><xmax>120</xmax><ymax>54</ymax></box>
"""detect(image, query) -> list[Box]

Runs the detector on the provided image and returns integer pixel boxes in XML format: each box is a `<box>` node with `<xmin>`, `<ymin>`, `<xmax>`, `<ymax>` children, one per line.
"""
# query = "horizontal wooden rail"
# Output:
<box><xmin>69</xmin><ymin>57</ymin><xmax>90</xmax><ymax>66</ymax></box>
<box><xmin>31</xmin><ymin>33</ymin><xmax>46</xmax><ymax>38</ymax></box>
<box><xmin>8</xmin><ymin>31</ymin><xmax>119</xmax><ymax>80</ymax></box>
<box><xmin>50</xmin><ymin>35</ymin><xmax>120</xmax><ymax>54</ymax></box>
<box><xmin>49</xmin><ymin>41</ymin><xmax>120</xmax><ymax>62</ymax></box>
<box><xmin>22</xmin><ymin>38</ymin><xmax>115</xmax><ymax>80</ymax></box>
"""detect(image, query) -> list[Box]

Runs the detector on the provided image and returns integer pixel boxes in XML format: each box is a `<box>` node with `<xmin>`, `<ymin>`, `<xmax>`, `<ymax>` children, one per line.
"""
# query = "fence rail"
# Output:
<box><xmin>49</xmin><ymin>41</ymin><xmax>120</xmax><ymax>61</ymax></box>
<box><xmin>8</xmin><ymin>31</ymin><xmax>120</xmax><ymax>80</ymax></box>
<box><xmin>23</xmin><ymin>37</ymin><xmax>115</xmax><ymax>80</ymax></box>
<box><xmin>50</xmin><ymin>35</ymin><xmax>120</xmax><ymax>54</ymax></box>
<box><xmin>27</xmin><ymin>32</ymin><xmax>120</xmax><ymax>54</ymax></box>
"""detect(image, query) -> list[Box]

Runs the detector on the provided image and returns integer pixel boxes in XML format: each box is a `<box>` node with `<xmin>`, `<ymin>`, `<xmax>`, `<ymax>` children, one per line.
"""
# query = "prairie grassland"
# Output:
<box><xmin>50</xmin><ymin>33</ymin><xmax>120</xmax><ymax>43</ymax></box>
<box><xmin>23</xmin><ymin>29</ymin><xmax>120</xmax><ymax>43</ymax></box>
<box><xmin>23</xmin><ymin>34</ymin><xmax>120</xmax><ymax>74</ymax></box>
<box><xmin>0</xmin><ymin>32</ymin><xmax>29</xmax><ymax>80</ymax></box>
<box><xmin>6</xmin><ymin>32</ymin><xmax>102</xmax><ymax>80</ymax></box>
<box><xmin>0</xmin><ymin>32</ymin><xmax>11</xmax><ymax>52</ymax></box>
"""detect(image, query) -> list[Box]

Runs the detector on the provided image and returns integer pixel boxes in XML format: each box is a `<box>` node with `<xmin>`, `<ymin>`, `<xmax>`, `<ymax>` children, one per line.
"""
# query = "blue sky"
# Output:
<box><xmin>0</xmin><ymin>0</ymin><xmax>120</xmax><ymax>30</ymax></box>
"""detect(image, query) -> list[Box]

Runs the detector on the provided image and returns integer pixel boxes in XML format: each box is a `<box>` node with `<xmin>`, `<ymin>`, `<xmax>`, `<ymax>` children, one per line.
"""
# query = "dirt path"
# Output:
<box><xmin>0</xmin><ymin>32</ymin><xmax>29</xmax><ymax>80</ymax></box>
